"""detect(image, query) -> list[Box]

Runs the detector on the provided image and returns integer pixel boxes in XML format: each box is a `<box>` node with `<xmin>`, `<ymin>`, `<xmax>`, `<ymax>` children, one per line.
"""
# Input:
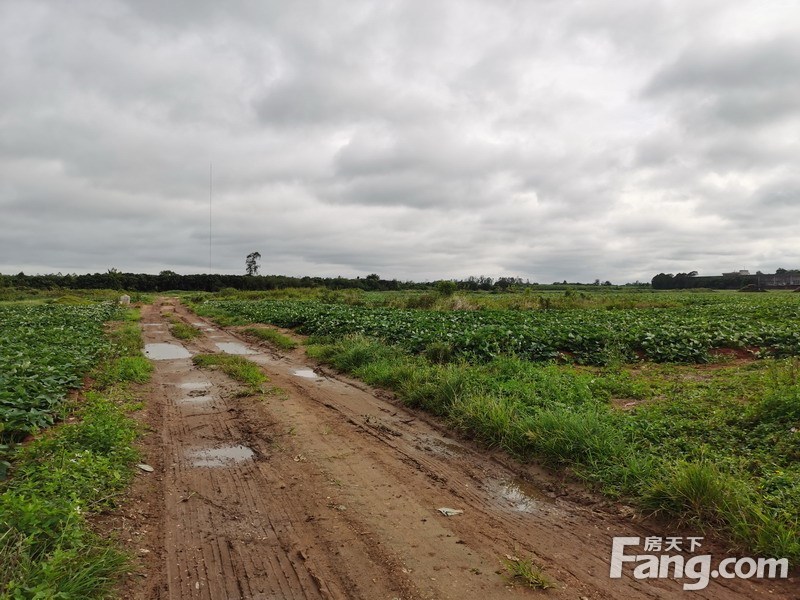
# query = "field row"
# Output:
<box><xmin>202</xmin><ymin>296</ymin><xmax>800</xmax><ymax>364</ymax></box>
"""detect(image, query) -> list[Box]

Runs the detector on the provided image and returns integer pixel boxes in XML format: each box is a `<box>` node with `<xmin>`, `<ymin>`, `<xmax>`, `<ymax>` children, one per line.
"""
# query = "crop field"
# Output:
<box><xmin>0</xmin><ymin>302</ymin><xmax>119</xmax><ymax>442</ymax></box>
<box><xmin>0</xmin><ymin>298</ymin><xmax>151</xmax><ymax>597</ymax></box>
<box><xmin>199</xmin><ymin>292</ymin><xmax>800</xmax><ymax>364</ymax></box>
<box><xmin>197</xmin><ymin>291</ymin><xmax>800</xmax><ymax>562</ymax></box>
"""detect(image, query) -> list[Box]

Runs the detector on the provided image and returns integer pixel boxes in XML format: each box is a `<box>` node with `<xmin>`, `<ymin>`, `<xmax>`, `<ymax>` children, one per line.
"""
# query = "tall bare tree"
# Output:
<box><xmin>245</xmin><ymin>251</ymin><xmax>261</xmax><ymax>276</ymax></box>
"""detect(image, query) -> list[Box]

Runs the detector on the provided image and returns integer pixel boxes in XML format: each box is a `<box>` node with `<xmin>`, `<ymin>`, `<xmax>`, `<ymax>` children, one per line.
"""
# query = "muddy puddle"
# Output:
<box><xmin>293</xmin><ymin>368</ymin><xmax>320</xmax><ymax>379</ymax></box>
<box><xmin>176</xmin><ymin>394</ymin><xmax>215</xmax><ymax>407</ymax></box>
<box><xmin>214</xmin><ymin>342</ymin><xmax>256</xmax><ymax>355</ymax></box>
<box><xmin>144</xmin><ymin>343</ymin><xmax>192</xmax><ymax>360</ymax></box>
<box><xmin>176</xmin><ymin>381</ymin><xmax>212</xmax><ymax>391</ymax></box>
<box><xmin>186</xmin><ymin>445</ymin><xmax>255</xmax><ymax>467</ymax></box>
<box><xmin>488</xmin><ymin>477</ymin><xmax>555</xmax><ymax>512</ymax></box>
<box><xmin>420</xmin><ymin>435</ymin><xmax>468</xmax><ymax>458</ymax></box>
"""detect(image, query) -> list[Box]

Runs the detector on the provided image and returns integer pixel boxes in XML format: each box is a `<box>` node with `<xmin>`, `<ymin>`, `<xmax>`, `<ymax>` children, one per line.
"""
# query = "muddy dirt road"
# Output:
<box><xmin>118</xmin><ymin>298</ymin><xmax>796</xmax><ymax>599</ymax></box>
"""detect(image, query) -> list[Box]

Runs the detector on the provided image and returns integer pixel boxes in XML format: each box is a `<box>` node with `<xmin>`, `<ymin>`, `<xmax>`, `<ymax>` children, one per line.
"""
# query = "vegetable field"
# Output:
<box><xmin>201</xmin><ymin>293</ymin><xmax>800</xmax><ymax>364</ymax></box>
<box><xmin>0</xmin><ymin>303</ymin><xmax>118</xmax><ymax>441</ymax></box>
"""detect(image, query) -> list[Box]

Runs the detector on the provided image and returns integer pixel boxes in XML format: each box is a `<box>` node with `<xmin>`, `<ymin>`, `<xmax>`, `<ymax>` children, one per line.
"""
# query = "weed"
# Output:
<box><xmin>424</xmin><ymin>341</ymin><xmax>454</xmax><ymax>364</ymax></box>
<box><xmin>107</xmin><ymin>320</ymin><xmax>144</xmax><ymax>357</ymax></box>
<box><xmin>501</xmin><ymin>555</ymin><xmax>556</xmax><ymax>589</ymax></box>
<box><xmin>242</xmin><ymin>327</ymin><xmax>298</xmax><ymax>350</ymax></box>
<box><xmin>265</xmin><ymin>386</ymin><xmax>289</xmax><ymax>400</ymax></box>
<box><xmin>192</xmin><ymin>354</ymin><xmax>268</xmax><ymax>394</ymax></box>
<box><xmin>171</xmin><ymin>322</ymin><xmax>202</xmax><ymax>340</ymax></box>
<box><xmin>95</xmin><ymin>356</ymin><xmax>153</xmax><ymax>388</ymax></box>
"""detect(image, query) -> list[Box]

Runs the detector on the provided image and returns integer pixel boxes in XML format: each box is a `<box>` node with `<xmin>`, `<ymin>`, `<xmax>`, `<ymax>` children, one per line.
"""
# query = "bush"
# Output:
<box><xmin>435</xmin><ymin>280</ymin><xmax>457</xmax><ymax>297</ymax></box>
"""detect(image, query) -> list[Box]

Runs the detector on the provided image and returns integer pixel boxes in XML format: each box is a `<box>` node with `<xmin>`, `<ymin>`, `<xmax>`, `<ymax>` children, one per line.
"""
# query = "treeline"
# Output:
<box><xmin>0</xmin><ymin>271</ymin><xmax>411</xmax><ymax>292</ymax></box>
<box><xmin>651</xmin><ymin>273</ymin><xmax>755</xmax><ymax>290</ymax></box>
<box><xmin>651</xmin><ymin>271</ymin><xmax>800</xmax><ymax>290</ymax></box>
<box><xmin>0</xmin><ymin>271</ymin><xmax>631</xmax><ymax>293</ymax></box>
<box><xmin>0</xmin><ymin>271</ymin><xmax>524</xmax><ymax>293</ymax></box>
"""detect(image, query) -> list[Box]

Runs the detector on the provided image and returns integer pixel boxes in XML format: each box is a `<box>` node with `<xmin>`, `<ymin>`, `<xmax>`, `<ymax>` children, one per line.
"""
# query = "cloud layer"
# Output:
<box><xmin>2</xmin><ymin>0</ymin><xmax>799</xmax><ymax>282</ymax></box>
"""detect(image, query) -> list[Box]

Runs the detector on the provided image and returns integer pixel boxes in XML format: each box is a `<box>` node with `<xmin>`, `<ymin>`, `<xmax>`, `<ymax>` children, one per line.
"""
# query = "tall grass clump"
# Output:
<box><xmin>450</xmin><ymin>393</ymin><xmax>527</xmax><ymax>452</ymax></box>
<box><xmin>642</xmin><ymin>461</ymin><xmax>800</xmax><ymax>562</ymax></box>
<box><xmin>307</xmin><ymin>335</ymin><xmax>397</xmax><ymax>372</ymax></box>
<box><xmin>399</xmin><ymin>363</ymin><xmax>475</xmax><ymax>416</ymax></box>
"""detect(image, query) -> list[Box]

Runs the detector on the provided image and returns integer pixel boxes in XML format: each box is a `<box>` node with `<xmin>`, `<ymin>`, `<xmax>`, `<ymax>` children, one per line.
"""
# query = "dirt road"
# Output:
<box><xmin>116</xmin><ymin>298</ymin><xmax>796</xmax><ymax>599</ymax></box>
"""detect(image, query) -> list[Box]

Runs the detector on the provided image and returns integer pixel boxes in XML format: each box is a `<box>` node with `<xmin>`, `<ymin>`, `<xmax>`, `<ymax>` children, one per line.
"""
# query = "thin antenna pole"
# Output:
<box><xmin>209</xmin><ymin>162</ymin><xmax>212</xmax><ymax>274</ymax></box>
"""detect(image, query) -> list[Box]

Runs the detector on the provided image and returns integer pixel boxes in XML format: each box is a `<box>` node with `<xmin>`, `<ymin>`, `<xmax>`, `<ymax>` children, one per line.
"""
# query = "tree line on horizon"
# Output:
<box><xmin>0</xmin><ymin>270</ymin><xmax>636</xmax><ymax>293</ymax></box>
<box><xmin>652</xmin><ymin>269</ymin><xmax>800</xmax><ymax>290</ymax></box>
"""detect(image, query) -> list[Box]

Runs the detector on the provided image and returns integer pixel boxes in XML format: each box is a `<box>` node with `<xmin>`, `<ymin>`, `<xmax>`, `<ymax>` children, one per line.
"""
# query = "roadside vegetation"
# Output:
<box><xmin>240</xmin><ymin>326</ymin><xmax>298</xmax><ymax>350</ymax></box>
<box><xmin>168</xmin><ymin>320</ymin><xmax>202</xmax><ymax>341</ymax></box>
<box><xmin>194</xmin><ymin>290</ymin><xmax>800</xmax><ymax>563</ymax></box>
<box><xmin>0</xmin><ymin>300</ymin><xmax>151</xmax><ymax>598</ymax></box>
<box><xmin>502</xmin><ymin>555</ymin><xmax>556</xmax><ymax>589</ymax></box>
<box><xmin>192</xmin><ymin>354</ymin><xmax>268</xmax><ymax>394</ymax></box>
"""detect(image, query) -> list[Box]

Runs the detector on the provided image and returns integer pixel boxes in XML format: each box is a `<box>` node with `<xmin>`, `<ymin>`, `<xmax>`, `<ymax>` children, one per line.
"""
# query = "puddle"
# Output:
<box><xmin>191</xmin><ymin>322</ymin><xmax>205</xmax><ymax>326</ymax></box>
<box><xmin>186</xmin><ymin>445</ymin><xmax>255</xmax><ymax>467</ymax></box>
<box><xmin>430</xmin><ymin>438</ymin><xmax>466</xmax><ymax>456</ymax></box>
<box><xmin>176</xmin><ymin>381</ymin><xmax>212</xmax><ymax>391</ymax></box>
<box><xmin>142</xmin><ymin>323</ymin><xmax>165</xmax><ymax>327</ymax></box>
<box><xmin>293</xmin><ymin>368</ymin><xmax>320</xmax><ymax>379</ymax></box>
<box><xmin>419</xmin><ymin>435</ymin><xmax>468</xmax><ymax>458</ymax></box>
<box><xmin>143</xmin><ymin>343</ymin><xmax>192</xmax><ymax>360</ymax></box>
<box><xmin>176</xmin><ymin>394</ymin><xmax>215</xmax><ymax>406</ymax></box>
<box><xmin>214</xmin><ymin>342</ymin><xmax>256</xmax><ymax>355</ymax></box>
<box><xmin>490</xmin><ymin>478</ymin><xmax>555</xmax><ymax>512</ymax></box>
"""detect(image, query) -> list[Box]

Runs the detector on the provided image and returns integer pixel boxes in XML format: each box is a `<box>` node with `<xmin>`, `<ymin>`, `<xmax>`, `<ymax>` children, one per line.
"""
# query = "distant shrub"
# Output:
<box><xmin>405</xmin><ymin>293</ymin><xmax>437</xmax><ymax>309</ymax></box>
<box><xmin>435</xmin><ymin>280</ymin><xmax>457</xmax><ymax>297</ymax></box>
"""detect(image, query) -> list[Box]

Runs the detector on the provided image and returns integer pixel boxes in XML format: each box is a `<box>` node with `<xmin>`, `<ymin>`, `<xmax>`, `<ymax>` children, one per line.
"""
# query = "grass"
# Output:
<box><xmin>241</xmin><ymin>327</ymin><xmax>298</xmax><ymax>350</ymax></box>
<box><xmin>0</xmin><ymin>308</ymin><xmax>150</xmax><ymax>598</ymax></box>
<box><xmin>170</xmin><ymin>322</ymin><xmax>202</xmax><ymax>340</ymax></box>
<box><xmin>0</xmin><ymin>391</ymin><xmax>139</xmax><ymax>598</ymax></box>
<box><xmin>95</xmin><ymin>317</ymin><xmax>153</xmax><ymax>388</ymax></box>
<box><xmin>163</xmin><ymin>313</ymin><xmax>202</xmax><ymax>341</ymax></box>
<box><xmin>185</xmin><ymin>302</ymin><xmax>248</xmax><ymax>327</ymax></box>
<box><xmin>502</xmin><ymin>555</ymin><xmax>556</xmax><ymax>589</ymax></box>
<box><xmin>192</xmin><ymin>354</ymin><xmax>268</xmax><ymax>394</ymax></box>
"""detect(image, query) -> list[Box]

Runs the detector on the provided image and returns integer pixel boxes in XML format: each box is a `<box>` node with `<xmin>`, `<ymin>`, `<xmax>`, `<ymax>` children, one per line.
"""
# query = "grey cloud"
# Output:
<box><xmin>2</xmin><ymin>0</ymin><xmax>800</xmax><ymax>283</ymax></box>
<box><xmin>646</xmin><ymin>37</ymin><xmax>800</xmax><ymax>95</ymax></box>
<box><xmin>644</xmin><ymin>37</ymin><xmax>800</xmax><ymax>127</ymax></box>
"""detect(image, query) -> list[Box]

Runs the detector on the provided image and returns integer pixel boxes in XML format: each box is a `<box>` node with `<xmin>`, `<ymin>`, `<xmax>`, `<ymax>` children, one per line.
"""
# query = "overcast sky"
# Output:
<box><xmin>2</xmin><ymin>0</ymin><xmax>799</xmax><ymax>283</ymax></box>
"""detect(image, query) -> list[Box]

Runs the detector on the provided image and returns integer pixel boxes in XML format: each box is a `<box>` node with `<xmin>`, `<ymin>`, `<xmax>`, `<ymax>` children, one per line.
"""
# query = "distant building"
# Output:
<box><xmin>722</xmin><ymin>270</ymin><xmax>751</xmax><ymax>277</ymax></box>
<box><xmin>758</xmin><ymin>272</ymin><xmax>800</xmax><ymax>287</ymax></box>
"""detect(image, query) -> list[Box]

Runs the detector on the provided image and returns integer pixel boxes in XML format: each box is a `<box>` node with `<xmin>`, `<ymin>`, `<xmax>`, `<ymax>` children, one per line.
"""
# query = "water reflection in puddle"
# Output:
<box><xmin>293</xmin><ymin>368</ymin><xmax>320</xmax><ymax>379</ymax></box>
<box><xmin>144</xmin><ymin>343</ymin><xmax>192</xmax><ymax>360</ymax></box>
<box><xmin>214</xmin><ymin>342</ymin><xmax>256</xmax><ymax>355</ymax></box>
<box><xmin>186</xmin><ymin>445</ymin><xmax>254</xmax><ymax>467</ymax></box>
